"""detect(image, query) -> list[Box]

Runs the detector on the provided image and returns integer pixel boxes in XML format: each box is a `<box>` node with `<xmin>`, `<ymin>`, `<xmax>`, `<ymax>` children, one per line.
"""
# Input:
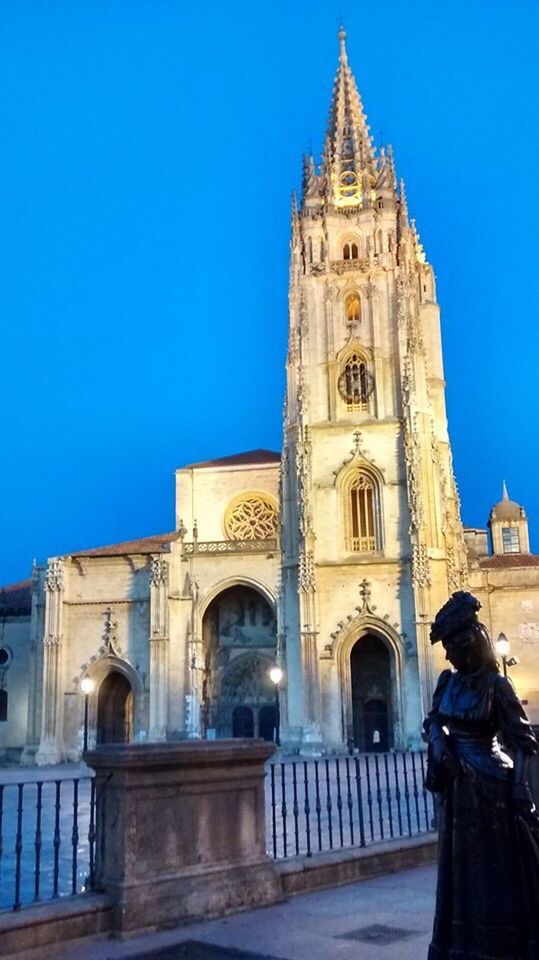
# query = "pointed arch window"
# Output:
<box><xmin>0</xmin><ymin>690</ymin><xmax>7</xmax><ymax>722</ymax></box>
<box><xmin>345</xmin><ymin>294</ymin><xmax>361</xmax><ymax>326</ymax></box>
<box><xmin>338</xmin><ymin>351</ymin><xmax>374</xmax><ymax>412</ymax></box>
<box><xmin>345</xmin><ymin>472</ymin><xmax>380</xmax><ymax>553</ymax></box>
<box><xmin>343</xmin><ymin>239</ymin><xmax>359</xmax><ymax>260</ymax></box>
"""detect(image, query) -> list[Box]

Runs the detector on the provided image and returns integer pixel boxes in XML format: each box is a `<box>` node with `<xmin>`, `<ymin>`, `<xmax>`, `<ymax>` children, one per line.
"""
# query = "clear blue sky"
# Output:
<box><xmin>1</xmin><ymin>0</ymin><xmax>538</xmax><ymax>585</ymax></box>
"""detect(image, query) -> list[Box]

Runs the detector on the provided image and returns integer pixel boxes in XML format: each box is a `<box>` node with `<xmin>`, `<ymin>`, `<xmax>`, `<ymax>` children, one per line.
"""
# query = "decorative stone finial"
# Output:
<box><xmin>502</xmin><ymin>479</ymin><xmax>509</xmax><ymax>501</ymax></box>
<box><xmin>338</xmin><ymin>26</ymin><xmax>347</xmax><ymax>62</ymax></box>
<box><xmin>399</xmin><ymin>178</ymin><xmax>409</xmax><ymax>226</ymax></box>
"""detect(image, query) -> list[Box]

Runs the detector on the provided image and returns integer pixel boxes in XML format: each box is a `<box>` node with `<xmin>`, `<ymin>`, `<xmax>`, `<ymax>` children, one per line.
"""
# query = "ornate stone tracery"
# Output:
<box><xmin>221</xmin><ymin>654</ymin><xmax>274</xmax><ymax>702</ymax></box>
<box><xmin>45</xmin><ymin>559</ymin><xmax>64</xmax><ymax>592</ymax></box>
<box><xmin>224</xmin><ymin>493</ymin><xmax>278</xmax><ymax>541</ymax></box>
<box><xmin>150</xmin><ymin>557</ymin><xmax>169</xmax><ymax>587</ymax></box>
<box><xmin>298</xmin><ymin>549</ymin><xmax>316</xmax><ymax>592</ymax></box>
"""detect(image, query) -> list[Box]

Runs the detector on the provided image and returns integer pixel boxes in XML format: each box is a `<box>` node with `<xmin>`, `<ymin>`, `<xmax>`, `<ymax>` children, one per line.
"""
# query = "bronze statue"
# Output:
<box><xmin>424</xmin><ymin>591</ymin><xmax>539</xmax><ymax>960</ymax></box>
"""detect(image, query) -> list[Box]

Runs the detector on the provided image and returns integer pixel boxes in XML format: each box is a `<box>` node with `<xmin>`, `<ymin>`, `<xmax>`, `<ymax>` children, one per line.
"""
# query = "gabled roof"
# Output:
<box><xmin>479</xmin><ymin>553</ymin><xmax>539</xmax><ymax>570</ymax></box>
<box><xmin>182</xmin><ymin>449</ymin><xmax>280</xmax><ymax>470</ymax></box>
<box><xmin>70</xmin><ymin>532</ymin><xmax>178</xmax><ymax>558</ymax></box>
<box><xmin>1</xmin><ymin>534</ymin><xmax>178</xmax><ymax>590</ymax></box>
<box><xmin>0</xmin><ymin>579</ymin><xmax>32</xmax><ymax>616</ymax></box>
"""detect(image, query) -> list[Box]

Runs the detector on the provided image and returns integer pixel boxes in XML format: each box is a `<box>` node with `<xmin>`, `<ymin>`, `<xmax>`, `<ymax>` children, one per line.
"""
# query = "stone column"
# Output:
<box><xmin>185</xmin><ymin>571</ymin><xmax>204</xmax><ymax>739</ymax></box>
<box><xmin>297</xmin><ymin>547</ymin><xmax>323</xmax><ymax>753</ymax></box>
<box><xmin>36</xmin><ymin>559</ymin><xmax>65</xmax><ymax>765</ymax></box>
<box><xmin>21</xmin><ymin>564</ymin><xmax>45</xmax><ymax>765</ymax></box>
<box><xmin>86</xmin><ymin>740</ymin><xmax>280</xmax><ymax>934</ymax></box>
<box><xmin>149</xmin><ymin>557</ymin><xmax>169</xmax><ymax>742</ymax></box>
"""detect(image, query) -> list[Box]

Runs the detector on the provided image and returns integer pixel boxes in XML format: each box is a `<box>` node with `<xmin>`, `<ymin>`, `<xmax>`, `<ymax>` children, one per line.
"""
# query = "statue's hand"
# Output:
<box><xmin>431</xmin><ymin>736</ymin><xmax>460</xmax><ymax>778</ymax></box>
<box><xmin>441</xmin><ymin>749</ymin><xmax>460</xmax><ymax>778</ymax></box>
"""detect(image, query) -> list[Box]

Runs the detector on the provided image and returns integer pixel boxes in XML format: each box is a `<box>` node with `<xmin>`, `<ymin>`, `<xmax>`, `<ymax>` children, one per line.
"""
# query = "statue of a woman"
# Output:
<box><xmin>424</xmin><ymin>591</ymin><xmax>539</xmax><ymax>960</ymax></box>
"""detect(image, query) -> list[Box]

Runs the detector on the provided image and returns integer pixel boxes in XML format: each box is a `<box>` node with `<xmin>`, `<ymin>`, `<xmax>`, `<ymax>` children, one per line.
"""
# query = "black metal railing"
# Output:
<box><xmin>0</xmin><ymin>775</ymin><xmax>96</xmax><ymax>912</ymax></box>
<box><xmin>266</xmin><ymin>752</ymin><xmax>435</xmax><ymax>860</ymax></box>
<box><xmin>0</xmin><ymin>753</ymin><xmax>436</xmax><ymax>908</ymax></box>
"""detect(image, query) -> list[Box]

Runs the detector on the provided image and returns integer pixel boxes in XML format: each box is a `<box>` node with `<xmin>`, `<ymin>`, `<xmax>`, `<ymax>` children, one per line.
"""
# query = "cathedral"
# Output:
<box><xmin>1</xmin><ymin>29</ymin><xmax>538</xmax><ymax>764</ymax></box>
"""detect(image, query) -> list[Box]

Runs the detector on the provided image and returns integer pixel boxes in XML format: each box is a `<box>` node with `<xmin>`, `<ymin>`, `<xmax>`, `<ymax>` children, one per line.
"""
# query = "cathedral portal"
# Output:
<box><xmin>201</xmin><ymin>584</ymin><xmax>277</xmax><ymax>739</ymax></box>
<box><xmin>96</xmin><ymin>671</ymin><xmax>133</xmax><ymax>745</ymax></box>
<box><xmin>350</xmin><ymin>635</ymin><xmax>393</xmax><ymax>751</ymax></box>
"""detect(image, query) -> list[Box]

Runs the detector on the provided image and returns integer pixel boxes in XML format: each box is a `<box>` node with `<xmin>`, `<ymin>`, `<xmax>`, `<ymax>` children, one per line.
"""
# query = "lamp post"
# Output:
<box><xmin>494</xmin><ymin>633</ymin><xmax>519</xmax><ymax>679</ymax></box>
<box><xmin>495</xmin><ymin>633</ymin><xmax>510</xmax><ymax>677</ymax></box>
<box><xmin>269</xmin><ymin>666</ymin><xmax>283</xmax><ymax>747</ymax></box>
<box><xmin>80</xmin><ymin>677</ymin><xmax>95</xmax><ymax>753</ymax></box>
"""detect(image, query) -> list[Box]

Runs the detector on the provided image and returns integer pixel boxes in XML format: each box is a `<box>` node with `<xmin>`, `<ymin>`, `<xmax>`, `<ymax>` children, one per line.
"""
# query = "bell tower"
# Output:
<box><xmin>279</xmin><ymin>29</ymin><xmax>467</xmax><ymax>752</ymax></box>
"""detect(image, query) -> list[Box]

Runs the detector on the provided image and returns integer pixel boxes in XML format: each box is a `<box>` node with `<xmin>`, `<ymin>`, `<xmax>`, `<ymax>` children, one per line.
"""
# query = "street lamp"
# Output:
<box><xmin>494</xmin><ymin>633</ymin><xmax>519</xmax><ymax>678</ymax></box>
<box><xmin>80</xmin><ymin>677</ymin><xmax>95</xmax><ymax>752</ymax></box>
<box><xmin>269</xmin><ymin>666</ymin><xmax>283</xmax><ymax>747</ymax></box>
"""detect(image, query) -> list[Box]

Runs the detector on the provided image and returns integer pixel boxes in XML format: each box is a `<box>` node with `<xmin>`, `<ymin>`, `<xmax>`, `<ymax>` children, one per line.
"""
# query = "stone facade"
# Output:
<box><xmin>1</xmin><ymin>30</ymin><xmax>538</xmax><ymax>762</ymax></box>
<box><xmin>467</xmin><ymin>488</ymin><xmax>539</xmax><ymax>726</ymax></box>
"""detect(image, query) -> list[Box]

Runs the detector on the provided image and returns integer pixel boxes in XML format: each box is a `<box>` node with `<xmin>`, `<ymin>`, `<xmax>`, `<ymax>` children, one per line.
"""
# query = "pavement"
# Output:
<box><xmin>0</xmin><ymin>762</ymin><xmax>92</xmax><ymax>784</ymax></box>
<box><xmin>13</xmin><ymin>864</ymin><xmax>436</xmax><ymax>960</ymax></box>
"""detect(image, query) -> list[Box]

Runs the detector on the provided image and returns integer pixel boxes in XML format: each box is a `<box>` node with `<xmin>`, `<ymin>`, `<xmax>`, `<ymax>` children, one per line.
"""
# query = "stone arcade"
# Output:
<box><xmin>2</xmin><ymin>30</ymin><xmax>539</xmax><ymax>764</ymax></box>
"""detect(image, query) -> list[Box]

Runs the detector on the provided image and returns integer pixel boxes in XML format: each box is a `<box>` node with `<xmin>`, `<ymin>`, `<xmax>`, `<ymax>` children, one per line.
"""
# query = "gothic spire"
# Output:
<box><xmin>323</xmin><ymin>27</ymin><xmax>376</xmax><ymax>208</ymax></box>
<box><xmin>302</xmin><ymin>153</ymin><xmax>317</xmax><ymax>200</ymax></box>
<box><xmin>397</xmin><ymin>178</ymin><xmax>410</xmax><ymax>238</ymax></box>
<box><xmin>376</xmin><ymin>145</ymin><xmax>396</xmax><ymax>193</ymax></box>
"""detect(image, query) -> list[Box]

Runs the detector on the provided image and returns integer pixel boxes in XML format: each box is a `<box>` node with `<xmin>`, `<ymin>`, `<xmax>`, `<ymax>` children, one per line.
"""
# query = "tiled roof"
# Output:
<box><xmin>70</xmin><ymin>532</ymin><xmax>178</xmax><ymax>558</ymax></box>
<box><xmin>183</xmin><ymin>449</ymin><xmax>281</xmax><ymax>470</ymax></box>
<box><xmin>479</xmin><ymin>553</ymin><xmax>539</xmax><ymax>570</ymax></box>
<box><xmin>0</xmin><ymin>579</ymin><xmax>32</xmax><ymax>616</ymax></box>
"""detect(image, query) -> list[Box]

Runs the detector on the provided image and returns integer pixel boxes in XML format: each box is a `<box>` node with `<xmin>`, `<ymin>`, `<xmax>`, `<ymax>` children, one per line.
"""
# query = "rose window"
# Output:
<box><xmin>225</xmin><ymin>494</ymin><xmax>278</xmax><ymax>541</ymax></box>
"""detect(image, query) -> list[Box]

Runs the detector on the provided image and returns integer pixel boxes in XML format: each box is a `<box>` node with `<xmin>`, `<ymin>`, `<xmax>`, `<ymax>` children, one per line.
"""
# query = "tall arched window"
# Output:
<box><xmin>0</xmin><ymin>689</ymin><xmax>7</xmax><ymax>722</ymax></box>
<box><xmin>343</xmin><ymin>239</ymin><xmax>359</xmax><ymax>260</ymax></box>
<box><xmin>346</xmin><ymin>473</ymin><xmax>378</xmax><ymax>552</ymax></box>
<box><xmin>345</xmin><ymin>294</ymin><xmax>361</xmax><ymax>325</ymax></box>
<box><xmin>338</xmin><ymin>352</ymin><xmax>373</xmax><ymax>411</ymax></box>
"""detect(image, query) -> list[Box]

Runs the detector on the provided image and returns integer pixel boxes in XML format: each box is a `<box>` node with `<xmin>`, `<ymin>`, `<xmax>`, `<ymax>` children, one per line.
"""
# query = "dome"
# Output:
<box><xmin>489</xmin><ymin>482</ymin><xmax>525</xmax><ymax>522</ymax></box>
<box><xmin>491</xmin><ymin>500</ymin><xmax>523</xmax><ymax>521</ymax></box>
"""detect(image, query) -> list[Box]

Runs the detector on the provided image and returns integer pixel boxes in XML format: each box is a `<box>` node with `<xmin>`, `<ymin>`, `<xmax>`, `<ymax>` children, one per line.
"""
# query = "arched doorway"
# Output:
<box><xmin>350</xmin><ymin>634</ymin><xmax>392</xmax><ymax>751</ymax></box>
<box><xmin>97</xmin><ymin>671</ymin><xmax>133</xmax><ymax>745</ymax></box>
<box><xmin>363</xmin><ymin>699</ymin><xmax>389</xmax><ymax>751</ymax></box>
<box><xmin>201</xmin><ymin>583</ymin><xmax>277</xmax><ymax>737</ymax></box>
<box><xmin>232</xmin><ymin>706</ymin><xmax>254</xmax><ymax>738</ymax></box>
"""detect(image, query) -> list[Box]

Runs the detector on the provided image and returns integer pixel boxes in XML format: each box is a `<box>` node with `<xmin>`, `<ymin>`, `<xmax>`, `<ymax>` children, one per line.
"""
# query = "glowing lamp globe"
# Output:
<box><xmin>495</xmin><ymin>634</ymin><xmax>510</xmax><ymax>658</ymax></box>
<box><xmin>269</xmin><ymin>666</ymin><xmax>283</xmax><ymax>686</ymax></box>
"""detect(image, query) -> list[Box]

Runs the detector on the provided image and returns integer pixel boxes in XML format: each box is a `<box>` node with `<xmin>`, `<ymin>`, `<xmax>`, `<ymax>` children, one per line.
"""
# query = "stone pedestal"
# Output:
<box><xmin>85</xmin><ymin>740</ymin><xmax>280</xmax><ymax>934</ymax></box>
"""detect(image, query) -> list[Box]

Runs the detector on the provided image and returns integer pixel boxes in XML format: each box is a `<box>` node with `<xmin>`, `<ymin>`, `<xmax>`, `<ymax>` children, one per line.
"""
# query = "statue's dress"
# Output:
<box><xmin>425</xmin><ymin>669</ymin><xmax>539</xmax><ymax>960</ymax></box>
